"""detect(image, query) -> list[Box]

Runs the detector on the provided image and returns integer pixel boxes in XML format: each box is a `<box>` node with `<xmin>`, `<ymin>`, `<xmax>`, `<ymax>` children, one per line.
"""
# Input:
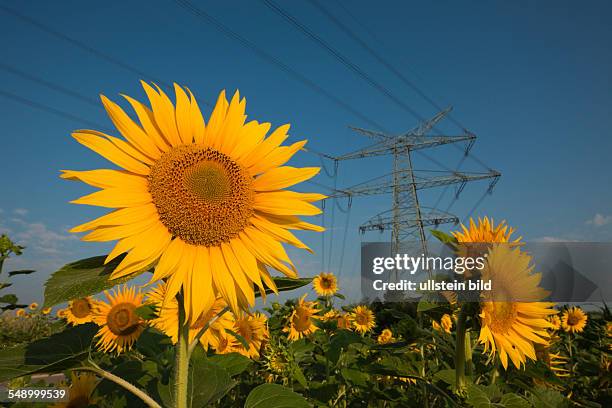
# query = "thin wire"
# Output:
<box><xmin>0</xmin><ymin>4</ymin><xmax>180</xmax><ymax>97</ymax></box>
<box><xmin>174</xmin><ymin>0</ymin><xmax>386</xmax><ymax>130</ymax></box>
<box><xmin>0</xmin><ymin>90</ymin><xmax>108</xmax><ymax>130</ymax></box>
<box><xmin>261</xmin><ymin>0</ymin><xmax>426</xmax><ymax>123</ymax></box>
<box><xmin>307</xmin><ymin>0</ymin><xmax>466</xmax><ymax>131</ymax></box>
<box><xmin>0</xmin><ymin>63</ymin><xmax>100</xmax><ymax>107</ymax></box>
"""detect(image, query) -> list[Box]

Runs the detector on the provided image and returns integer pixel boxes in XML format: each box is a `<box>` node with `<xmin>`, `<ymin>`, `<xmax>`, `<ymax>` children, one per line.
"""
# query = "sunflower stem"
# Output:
<box><xmin>464</xmin><ymin>329</ymin><xmax>473</xmax><ymax>376</ymax></box>
<box><xmin>174</xmin><ymin>292</ymin><xmax>190</xmax><ymax>408</ymax></box>
<box><xmin>188</xmin><ymin>306</ymin><xmax>230</xmax><ymax>357</ymax></box>
<box><xmin>73</xmin><ymin>366</ymin><xmax>161</xmax><ymax>408</ymax></box>
<box><xmin>455</xmin><ymin>304</ymin><xmax>468</xmax><ymax>393</ymax></box>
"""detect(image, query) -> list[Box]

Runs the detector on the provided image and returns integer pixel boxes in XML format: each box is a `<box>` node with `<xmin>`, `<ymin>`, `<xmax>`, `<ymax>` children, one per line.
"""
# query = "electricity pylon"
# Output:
<box><xmin>330</xmin><ymin>107</ymin><xmax>500</xmax><ymax>258</ymax></box>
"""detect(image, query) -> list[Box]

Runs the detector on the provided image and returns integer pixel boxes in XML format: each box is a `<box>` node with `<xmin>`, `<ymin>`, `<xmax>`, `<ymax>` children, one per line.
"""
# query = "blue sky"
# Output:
<box><xmin>1</xmin><ymin>0</ymin><xmax>611</xmax><ymax>303</ymax></box>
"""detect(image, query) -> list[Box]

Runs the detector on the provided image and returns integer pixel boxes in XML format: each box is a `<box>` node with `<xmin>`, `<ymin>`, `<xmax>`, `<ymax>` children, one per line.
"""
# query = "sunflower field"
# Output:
<box><xmin>0</xmin><ymin>84</ymin><xmax>610</xmax><ymax>408</ymax></box>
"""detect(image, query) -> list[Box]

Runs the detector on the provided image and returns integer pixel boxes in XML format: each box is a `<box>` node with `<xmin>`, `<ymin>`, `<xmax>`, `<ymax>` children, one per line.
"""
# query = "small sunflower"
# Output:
<box><xmin>351</xmin><ymin>305</ymin><xmax>375</xmax><ymax>334</ymax></box>
<box><xmin>312</xmin><ymin>272</ymin><xmax>338</xmax><ymax>297</ymax></box>
<box><xmin>548</xmin><ymin>314</ymin><xmax>561</xmax><ymax>331</ymax></box>
<box><xmin>433</xmin><ymin>314</ymin><xmax>453</xmax><ymax>334</ymax></box>
<box><xmin>284</xmin><ymin>294</ymin><xmax>320</xmax><ymax>340</ymax></box>
<box><xmin>42</xmin><ymin>307</ymin><xmax>52</xmax><ymax>315</ymax></box>
<box><xmin>65</xmin><ymin>297</ymin><xmax>98</xmax><ymax>325</ymax></box>
<box><xmin>336</xmin><ymin>312</ymin><xmax>353</xmax><ymax>330</ymax></box>
<box><xmin>478</xmin><ymin>245</ymin><xmax>557</xmax><ymax>369</ymax></box>
<box><xmin>15</xmin><ymin>309</ymin><xmax>25</xmax><ymax>317</ymax></box>
<box><xmin>92</xmin><ymin>285</ymin><xmax>146</xmax><ymax>353</ymax></box>
<box><xmin>63</xmin><ymin>82</ymin><xmax>324</xmax><ymax>323</ymax></box>
<box><xmin>232</xmin><ymin>312</ymin><xmax>269</xmax><ymax>358</ymax></box>
<box><xmin>29</xmin><ymin>302</ymin><xmax>38</xmax><ymax>310</ymax></box>
<box><xmin>377</xmin><ymin>328</ymin><xmax>394</xmax><ymax>344</ymax></box>
<box><xmin>561</xmin><ymin>306</ymin><xmax>587</xmax><ymax>333</ymax></box>
<box><xmin>51</xmin><ymin>372</ymin><xmax>99</xmax><ymax>408</ymax></box>
<box><xmin>147</xmin><ymin>282</ymin><xmax>233</xmax><ymax>350</ymax></box>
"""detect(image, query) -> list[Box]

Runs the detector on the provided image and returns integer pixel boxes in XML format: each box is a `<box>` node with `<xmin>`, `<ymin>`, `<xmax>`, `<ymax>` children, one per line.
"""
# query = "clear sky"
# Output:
<box><xmin>1</xmin><ymin>0</ymin><xmax>611</xmax><ymax>303</ymax></box>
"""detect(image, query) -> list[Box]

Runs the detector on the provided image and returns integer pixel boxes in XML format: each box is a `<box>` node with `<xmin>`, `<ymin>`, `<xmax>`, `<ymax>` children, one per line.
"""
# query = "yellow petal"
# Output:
<box><xmin>174</xmin><ymin>84</ymin><xmax>195</xmax><ymax>145</ymax></box>
<box><xmin>252</xmin><ymin>166</ymin><xmax>320</xmax><ymax>191</ymax></box>
<box><xmin>100</xmin><ymin>95</ymin><xmax>160</xmax><ymax>159</ymax></box>
<box><xmin>110</xmin><ymin>223</ymin><xmax>171</xmax><ymax>278</ymax></box>
<box><xmin>241</xmin><ymin>123</ymin><xmax>290</xmax><ymax>169</ymax></box>
<box><xmin>253</xmin><ymin>192</ymin><xmax>322</xmax><ymax>216</ymax></box>
<box><xmin>122</xmin><ymin>94</ymin><xmax>170</xmax><ymax>152</ymax></box>
<box><xmin>150</xmin><ymin>237</ymin><xmax>187</xmax><ymax>283</ymax></box>
<box><xmin>72</xmin><ymin>131</ymin><xmax>150</xmax><ymax>175</ymax></box>
<box><xmin>80</xmin><ymin>216</ymin><xmax>158</xmax><ymax>242</ymax></box>
<box><xmin>189</xmin><ymin>246</ymin><xmax>215</xmax><ymax>321</ymax></box>
<box><xmin>256</xmin><ymin>213</ymin><xmax>324</xmax><ymax>232</ymax></box>
<box><xmin>71</xmin><ymin>188</ymin><xmax>152</xmax><ymax>208</ymax></box>
<box><xmin>217</xmin><ymin>91</ymin><xmax>246</xmax><ymax>155</ymax></box>
<box><xmin>141</xmin><ymin>81</ymin><xmax>181</xmax><ymax>147</ymax></box>
<box><xmin>241</xmin><ymin>228</ymin><xmax>297</xmax><ymax>278</ymax></box>
<box><xmin>248</xmin><ymin>140</ymin><xmax>307</xmax><ymax>175</ymax></box>
<box><xmin>60</xmin><ymin>169</ymin><xmax>147</xmax><ymax>190</ymax></box>
<box><xmin>229</xmin><ymin>121</ymin><xmax>270</xmax><ymax>160</ymax></box>
<box><xmin>221</xmin><ymin>242</ymin><xmax>255</xmax><ymax>307</ymax></box>
<box><xmin>185</xmin><ymin>87</ymin><xmax>206</xmax><ymax>144</ymax></box>
<box><xmin>70</xmin><ymin>204</ymin><xmax>158</xmax><ymax>233</ymax></box>
<box><xmin>205</xmin><ymin>90</ymin><xmax>229</xmax><ymax>149</ymax></box>
<box><xmin>209</xmin><ymin>246</ymin><xmax>239</xmax><ymax>314</ymax></box>
<box><xmin>251</xmin><ymin>215</ymin><xmax>311</xmax><ymax>252</ymax></box>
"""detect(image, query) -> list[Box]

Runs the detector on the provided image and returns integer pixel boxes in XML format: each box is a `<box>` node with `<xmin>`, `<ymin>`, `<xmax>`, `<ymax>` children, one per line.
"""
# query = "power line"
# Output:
<box><xmin>0</xmin><ymin>4</ymin><xmax>180</xmax><ymax>97</ymax></box>
<box><xmin>173</xmin><ymin>0</ymin><xmax>386</xmax><ymax>131</ymax></box>
<box><xmin>0</xmin><ymin>63</ymin><xmax>100</xmax><ymax>107</ymax></box>
<box><xmin>307</xmin><ymin>0</ymin><xmax>467</xmax><ymax>131</ymax></box>
<box><xmin>261</xmin><ymin>0</ymin><xmax>427</xmax><ymax>123</ymax></box>
<box><xmin>0</xmin><ymin>90</ymin><xmax>108</xmax><ymax>130</ymax></box>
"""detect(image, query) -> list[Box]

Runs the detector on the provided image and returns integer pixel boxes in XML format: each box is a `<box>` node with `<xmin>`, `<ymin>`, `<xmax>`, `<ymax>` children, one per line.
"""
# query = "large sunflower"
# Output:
<box><xmin>312</xmin><ymin>272</ymin><xmax>338</xmax><ymax>296</ymax></box>
<box><xmin>561</xmin><ymin>306</ymin><xmax>587</xmax><ymax>333</ymax></box>
<box><xmin>63</xmin><ymin>83</ymin><xmax>324</xmax><ymax>321</ymax></box>
<box><xmin>65</xmin><ymin>297</ymin><xmax>98</xmax><ymax>325</ymax></box>
<box><xmin>284</xmin><ymin>294</ymin><xmax>320</xmax><ymax>340</ymax></box>
<box><xmin>478</xmin><ymin>245</ymin><xmax>557</xmax><ymax>369</ymax></box>
<box><xmin>351</xmin><ymin>305</ymin><xmax>376</xmax><ymax>334</ymax></box>
<box><xmin>147</xmin><ymin>282</ymin><xmax>233</xmax><ymax>349</ymax></box>
<box><xmin>92</xmin><ymin>285</ymin><xmax>146</xmax><ymax>353</ymax></box>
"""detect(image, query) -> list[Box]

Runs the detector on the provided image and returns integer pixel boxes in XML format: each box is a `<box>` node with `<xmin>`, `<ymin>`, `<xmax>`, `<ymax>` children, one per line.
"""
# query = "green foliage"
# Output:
<box><xmin>245</xmin><ymin>384</ymin><xmax>310</xmax><ymax>408</ymax></box>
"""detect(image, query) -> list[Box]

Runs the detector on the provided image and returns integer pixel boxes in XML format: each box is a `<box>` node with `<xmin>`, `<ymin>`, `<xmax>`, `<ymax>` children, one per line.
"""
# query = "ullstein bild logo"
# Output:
<box><xmin>361</xmin><ymin>242</ymin><xmax>611</xmax><ymax>303</ymax></box>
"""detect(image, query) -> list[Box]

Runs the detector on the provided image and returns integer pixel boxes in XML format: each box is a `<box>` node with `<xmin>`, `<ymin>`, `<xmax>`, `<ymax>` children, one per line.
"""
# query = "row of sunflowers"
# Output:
<box><xmin>0</xmin><ymin>84</ymin><xmax>610</xmax><ymax>407</ymax></box>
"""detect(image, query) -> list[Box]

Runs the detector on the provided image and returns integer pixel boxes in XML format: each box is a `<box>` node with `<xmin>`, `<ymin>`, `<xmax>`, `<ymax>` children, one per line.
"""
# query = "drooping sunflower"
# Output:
<box><xmin>62</xmin><ymin>82</ymin><xmax>325</xmax><ymax>322</ymax></box>
<box><xmin>561</xmin><ymin>306</ymin><xmax>587</xmax><ymax>333</ymax></box>
<box><xmin>351</xmin><ymin>305</ymin><xmax>376</xmax><ymax>334</ymax></box>
<box><xmin>377</xmin><ymin>328</ymin><xmax>394</xmax><ymax>344</ymax></box>
<box><xmin>65</xmin><ymin>297</ymin><xmax>98</xmax><ymax>325</ymax></box>
<box><xmin>28</xmin><ymin>302</ymin><xmax>38</xmax><ymax>310</ymax></box>
<box><xmin>535</xmin><ymin>343</ymin><xmax>570</xmax><ymax>379</ymax></box>
<box><xmin>232</xmin><ymin>312</ymin><xmax>269</xmax><ymax>359</ymax></box>
<box><xmin>147</xmin><ymin>282</ymin><xmax>233</xmax><ymax>350</ymax></box>
<box><xmin>284</xmin><ymin>294</ymin><xmax>320</xmax><ymax>340</ymax></box>
<box><xmin>50</xmin><ymin>372</ymin><xmax>99</xmax><ymax>408</ymax></box>
<box><xmin>478</xmin><ymin>245</ymin><xmax>557</xmax><ymax>369</ymax></box>
<box><xmin>92</xmin><ymin>285</ymin><xmax>146</xmax><ymax>353</ymax></box>
<box><xmin>312</xmin><ymin>272</ymin><xmax>338</xmax><ymax>297</ymax></box>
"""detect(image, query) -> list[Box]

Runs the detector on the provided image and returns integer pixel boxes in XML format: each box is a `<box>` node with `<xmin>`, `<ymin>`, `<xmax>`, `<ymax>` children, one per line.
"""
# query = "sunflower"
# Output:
<box><xmin>28</xmin><ymin>302</ymin><xmax>38</xmax><ymax>310</ymax></box>
<box><xmin>57</xmin><ymin>308</ymin><xmax>67</xmax><ymax>319</ymax></box>
<box><xmin>351</xmin><ymin>305</ymin><xmax>376</xmax><ymax>334</ymax></box>
<box><xmin>535</xmin><ymin>343</ymin><xmax>570</xmax><ymax>379</ymax></box>
<box><xmin>212</xmin><ymin>331</ymin><xmax>241</xmax><ymax>354</ymax></box>
<box><xmin>284</xmin><ymin>294</ymin><xmax>320</xmax><ymax>340</ymax></box>
<box><xmin>377</xmin><ymin>328</ymin><xmax>394</xmax><ymax>344</ymax></box>
<box><xmin>92</xmin><ymin>285</ymin><xmax>146</xmax><ymax>353</ymax></box>
<box><xmin>452</xmin><ymin>217</ymin><xmax>521</xmax><ymax>244</ymax></box>
<box><xmin>336</xmin><ymin>313</ymin><xmax>353</xmax><ymax>330</ymax></box>
<box><xmin>147</xmin><ymin>282</ymin><xmax>233</xmax><ymax>349</ymax></box>
<box><xmin>548</xmin><ymin>314</ymin><xmax>561</xmax><ymax>331</ymax></box>
<box><xmin>15</xmin><ymin>309</ymin><xmax>25</xmax><ymax>317</ymax></box>
<box><xmin>433</xmin><ymin>314</ymin><xmax>453</xmax><ymax>334</ymax></box>
<box><xmin>62</xmin><ymin>83</ymin><xmax>324</xmax><ymax>322</ymax></box>
<box><xmin>478</xmin><ymin>245</ymin><xmax>557</xmax><ymax>369</ymax></box>
<box><xmin>561</xmin><ymin>306</ymin><xmax>587</xmax><ymax>333</ymax></box>
<box><xmin>42</xmin><ymin>307</ymin><xmax>52</xmax><ymax>315</ymax></box>
<box><xmin>313</xmin><ymin>272</ymin><xmax>338</xmax><ymax>296</ymax></box>
<box><xmin>50</xmin><ymin>372</ymin><xmax>99</xmax><ymax>408</ymax></box>
<box><xmin>65</xmin><ymin>297</ymin><xmax>98</xmax><ymax>325</ymax></box>
<box><xmin>231</xmin><ymin>312</ymin><xmax>269</xmax><ymax>359</ymax></box>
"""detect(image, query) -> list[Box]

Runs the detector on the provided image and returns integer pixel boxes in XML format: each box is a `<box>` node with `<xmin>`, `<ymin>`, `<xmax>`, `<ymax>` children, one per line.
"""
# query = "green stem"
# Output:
<box><xmin>73</xmin><ymin>366</ymin><xmax>161</xmax><ymax>408</ymax></box>
<box><xmin>174</xmin><ymin>293</ymin><xmax>189</xmax><ymax>408</ymax></box>
<box><xmin>455</xmin><ymin>305</ymin><xmax>468</xmax><ymax>392</ymax></box>
<box><xmin>188</xmin><ymin>306</ymin><xmax>230</xmax><ymax>357</ymax></box>
<box><xmin>464</xmin><ymin>330</ymin><xmax>473</xmax><ymax>377</ymax></box>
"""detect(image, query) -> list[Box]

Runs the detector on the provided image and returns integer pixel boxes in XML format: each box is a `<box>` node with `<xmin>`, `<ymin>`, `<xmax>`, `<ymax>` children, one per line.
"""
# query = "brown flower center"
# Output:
<box><xmin>107</xmin><ymin>302</ymin><xmax>140</xmax><ymax>336</ymax></box>
<box><xmin>71</xmin><ymin>299</ymin><xmax>92</xmax><ymax>318</ymax></box>
<box><xmin>148</xmin><ymin>145</ymin><xmax>254</xmax><ymax>246</ymax></box>
<box><xmin>355</xmin><ymin>312</ymin><xmax>369</xmax><ymax>326</ymax></box>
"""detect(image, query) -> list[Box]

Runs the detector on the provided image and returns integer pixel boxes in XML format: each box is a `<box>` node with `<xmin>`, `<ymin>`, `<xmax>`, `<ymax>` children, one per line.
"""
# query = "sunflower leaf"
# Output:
<box><xmin>257</xmin><ymin>277</ymin><xmax>313</xmax><ymax>297</ymax></box>
<box><xmin>245</xmin><ymin>384</ymin><xmax>310</xmax><ymax>408</ymax></box>
<box><xmin>0</xmin><ymin>323</ymin><xmax>96</xmax><ymax>382</ymax></box>
<box><xmin>188</xmin><ymin>348</ymin><xmax>235</xmax><ymax>406</ymax></box>
<box><xmin>43</xmin><ymin>254</ymin><xmax>149</xmax><ymax>307</ymax></box>
<box><xmin>7</xmin><ymin>269</ymin><xmax>36</xmax><ymax>277</ymax></box>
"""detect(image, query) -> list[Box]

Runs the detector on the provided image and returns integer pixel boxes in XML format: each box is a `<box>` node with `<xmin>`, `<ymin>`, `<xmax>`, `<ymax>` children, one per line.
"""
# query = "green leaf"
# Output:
<box><xmin>500</xmin><ymin>393</ymin><xmax>531</xmax><ymax>408</ymax></box>
<box><xmin>417</xmin><ymin>299</ymin><xmax>443</xmax><ymax>312</ymax></box>
<box><xmin>208</xmin><ymin>353</ymin><xmax>252</xmax><ymax>377</ymax></box>
<box><xmin>430</xmin><ymin>229</ymin><xmax>458</xmax><ymax>247</ymax></box>
<box><xmin>225</xmin><ymin>328</ymin><xmax>249</xmax><ymax>350</ymax></box>
<box><xmin>245</xmin><ymin>384</ymin><xmax>310</xmax><ymax>408</ymax></box>
<box><xmin>257</xmin><ymin>277</ymin><xmax>312</xmax><ymax>298</ymax></box>
<box><xmin>7</xmin><ymin>269</ymin><xmax>36</xmax><ymax>277</ymax></box>
<box><xmin>43</xmin><ymin>254</ymin><xmax>148</xmax><ymax>307</ymax></box>
<box><xmin>528</xmin><ymin>388</ymin><xmax>569</xmax><ymax>408</ymax></box>
<box><xmin>291</xmin><ymin>364</ymin><xmax>308</xmax><ymax>388</ymax></box>
<box><xmin>0</xmin><ymin>323</ymin><xmax>96</xmax><ymax>382</ymax></box>
<box><xmin>326</xmin><ymin>330</ymin><xmax>364</xmax><ymax>364</ymax></box>
<box><xmin>340</xmin><ymin>368</ymin><xmax>369</xmax><ymax>386</ymax></box>
<box><xmin>0</xmin><ymin>294</ymin><xmax>18</xmax><ymax>304</ymax></box>
<box><xmin>465</xmin><ymin>384</ymin><xmax>493</xmax><ymax>408</ymax></box>
<box><xmin>188</xmin><ymin>348</ymin><xmax>235</xmax><ymax>407</ymax></box>
<box><xmin>135</xmin><ymin>304</ymin><xmax>158</xmax><ymax>320</ymax></box>
<box><xmin>0</xmin><ymin>282</ymin><xmax>12</xmax><ymax>290</ymax></box>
